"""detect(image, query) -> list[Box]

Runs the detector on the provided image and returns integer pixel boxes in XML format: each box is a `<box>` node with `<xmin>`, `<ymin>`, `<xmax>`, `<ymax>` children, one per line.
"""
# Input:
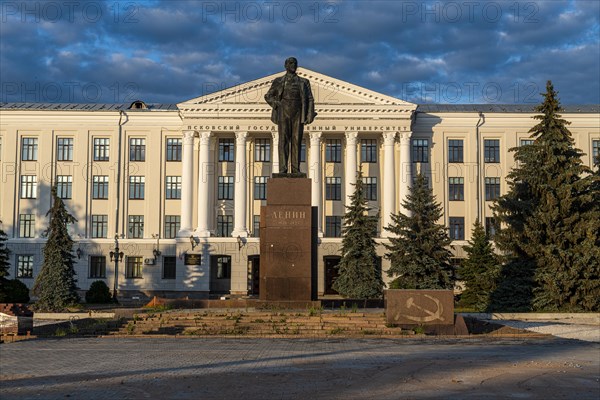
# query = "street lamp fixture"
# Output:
<box><xmin>152</xmin><ymin>233</ymin><xmax>161</xmax><ymax>261</ymax></box>
<box><xmin>236</xmin><ymin>235</ymin><xmax>244</xmax><ymax>250</ymax></box>
<box><xmin>109</xmin><ymin>250</ymin><xmax>124</xmax><ymax>262</ymax></box>
<box><xmin>189</xmin><ymin>235</ymin><xmax>197</xmax><ymax>250</ymax></box>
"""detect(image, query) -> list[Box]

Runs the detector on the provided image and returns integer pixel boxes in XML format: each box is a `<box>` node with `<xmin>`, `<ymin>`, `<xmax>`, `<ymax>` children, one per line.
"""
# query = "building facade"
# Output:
<box><xmin>1</xmin><ymin>69</ymin><xmax>598</xmax><ymax>300</ymax></box>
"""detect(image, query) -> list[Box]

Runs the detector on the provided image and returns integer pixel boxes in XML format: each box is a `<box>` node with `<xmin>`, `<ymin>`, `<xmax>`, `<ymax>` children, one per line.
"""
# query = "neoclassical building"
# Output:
<box><xmin>1</xmin><ymin>69</ymin><xmax>598</xmax><ymax>299</ymax></box>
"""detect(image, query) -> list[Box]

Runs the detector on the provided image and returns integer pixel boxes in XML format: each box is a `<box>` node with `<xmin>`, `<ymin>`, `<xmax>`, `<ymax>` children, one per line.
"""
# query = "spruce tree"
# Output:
<box><xmin>333</xmin><ymin>171</ymin><xmax>383</xmax><ymax>299</ymax></box>
<box><xmin>0</xmin><ymin>225</ymin><xmax>10</xmax><ymax>280</ymax></box>
<box><xmin>492</xmin><ymin>81</ymin><xmax>600</xmax><ymax>311</ymax></box>
<box><xmin>457</xmin><ymin>220</ymin><xmax>500</xmax><ymax>311</ymax></box>
<box><xmin>33</xmin><ymin>187</ymin><xmax>80</xmax><ymax>311</ymax></box>
<box><xmin>384</xmin><ymin>173</ymin><xmax>454</xmax><ymax>290</ymax></box>
<box><xmin>0</xmin><ymin>225</ymin><xmax>11</xmax><ymax>301</ymax></box>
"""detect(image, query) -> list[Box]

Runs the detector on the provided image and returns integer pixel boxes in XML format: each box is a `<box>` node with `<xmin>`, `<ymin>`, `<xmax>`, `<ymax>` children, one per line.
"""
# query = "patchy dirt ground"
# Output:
<box><xmin>1</xmin><ymin>337</ymin><xmax>599</xmax><ymax>399</ymax></box>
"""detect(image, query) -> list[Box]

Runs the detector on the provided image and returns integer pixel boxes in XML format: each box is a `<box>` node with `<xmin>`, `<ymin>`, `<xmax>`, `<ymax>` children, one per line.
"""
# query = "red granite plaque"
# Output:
<box><xmin>259</xmin><ymin>178</ymin><xmax>316</xmax><ymax>301</ymax></box>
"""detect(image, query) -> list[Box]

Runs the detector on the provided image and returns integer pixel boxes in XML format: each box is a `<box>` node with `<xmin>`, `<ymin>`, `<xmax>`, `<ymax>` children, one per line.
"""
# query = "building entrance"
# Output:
<box><xmin>324</xmin><ymin>256</ymin><xmax>341</xmax><ymax>295</ymax></box>
<box><xmin>247</xmin><ymin>255</ymin><xmax>260</xmax><ymax>296</ymax></box>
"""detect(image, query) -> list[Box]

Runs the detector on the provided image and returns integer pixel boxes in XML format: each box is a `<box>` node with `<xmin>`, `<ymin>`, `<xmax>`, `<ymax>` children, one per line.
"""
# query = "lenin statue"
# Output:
<box><xmin>265</xmin><ymin>57</ymin><xmax>317</xmax><ymax>175</ymax></box>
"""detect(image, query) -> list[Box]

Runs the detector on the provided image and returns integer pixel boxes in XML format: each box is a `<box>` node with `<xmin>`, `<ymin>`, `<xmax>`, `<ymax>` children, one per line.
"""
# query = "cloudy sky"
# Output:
<box><xmin>1</xmin><ymin>0</ymin><xmax>598</xmax><ymax>104</ymax></box>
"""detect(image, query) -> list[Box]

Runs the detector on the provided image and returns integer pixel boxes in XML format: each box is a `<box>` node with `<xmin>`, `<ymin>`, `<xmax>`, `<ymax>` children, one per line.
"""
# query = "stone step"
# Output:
<box><xmin>109</xmin><ymin>309</ymin><xmax>397</xmax><ymax>337</ymax></box>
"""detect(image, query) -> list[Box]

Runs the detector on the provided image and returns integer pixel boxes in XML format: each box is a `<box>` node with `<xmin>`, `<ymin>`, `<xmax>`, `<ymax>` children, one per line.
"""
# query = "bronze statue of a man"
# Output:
<box><xmin>265</xmin><ymin>57</ymin><xmax>316</xmax><ymax>175</ymax></box>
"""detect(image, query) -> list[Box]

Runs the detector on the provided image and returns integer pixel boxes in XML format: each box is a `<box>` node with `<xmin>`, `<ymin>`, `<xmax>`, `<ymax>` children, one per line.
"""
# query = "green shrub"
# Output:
<box><xmin>85</xmin><ymin>280</ymin><xmax>112</xmax><ymax>304</ymax></box>
<box><xmin>0</xmin><ymin>279</ymin><xmax>31</xmax><ymax>303</ymax></box>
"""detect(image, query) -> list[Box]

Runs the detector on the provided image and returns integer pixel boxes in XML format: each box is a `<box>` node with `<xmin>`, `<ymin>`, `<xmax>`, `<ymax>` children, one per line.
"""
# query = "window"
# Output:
<box><xmin>485</xmin><ymin>177</ymin><xmax>501</xmax><ymax>200</ymax></box>
<box><xmin>484</xmin><ymin>139</ymin><xmax>500</xmax><ymax>163</ymax></box>
<box><xmin>19</xmin><ymin>214</ymin><xmax>35</xmax><ymax>238</ymax></box>
<box><xmin>165</xmin><ymin>176</ymin><xmax>182</xmax><ymax>199</ymax></box>
<box><xmin>89</xmin><ymin>256</ymin><xmax>106</xmax><ymax>278</ymax></box>
<box><xmin>20</xmin><ymin>175</ymin><xmax>37</xmax><ymax>198</ymax></box>
<box><xmin>593</xmin><ymin>140</ymin><xmax>599</xmax><ymax>166</ymax></box>
<box><xmin>215</xmin><ymin>256</ymin><xmax>231</xmax><ymax>279</ymax></box>
<box><xmin>520</xmin><ymin>139</ymin><xmax>534</xmax><ymax>146</ymax></box>
<box><xmin>252</xmin><ymin>215</ymin><xmax>260</xmax><ymax>237</ymax></box>
<box><xmin>254</xmin><ymin>176</ymin><xmax>268</xmax><ymax>200</ymax></box>
<box><xmin>125</xmin><ymin>256</ymin><xmax>143</xmax><ymax>279</ymax></box>
<box><xmin>56</xmin><ymin>175</ymin><xmax>72</xmax><ymax>199</ymax></box>
<box><xmin>218</xmin><ymin>176</ymin><xmax>234</xmax><ymax>200</ymax></box>
<box><xmin>164</xmin><ymin>215</ymin><xmax>180</xmax><ymax>239</ymax></box>
<box><xmin>448</xmin><ymin>177</ymin><xmax>464</xmax><ymax>201</ymax></box>
<box><xmin>254</xmin><ymin>138</ymin><xmax>271</xmax><ymax>162</ymax></box>
<box><xmin>325</xmin><ymin>177</ymin><xmax>341</xmax><ymax>201</ymax></box>
<box><xmin>163</xmin><ymin>256</ymin><xmax>176</xmax><ymax>279</ymax></box>
<box><xmin>91</xmin><ymin>215</ymin><xmax>108</xmax><ymax>238</ymax></box>
<box><xmin>129</xmin><ymin>176</ymin><xmax>145</xmax><ymax>199</ymax></box>
<box><xmin>166</xmin><ymin>138</ymin><xmax>182</xmax><ymax>161</ymax></box>
<box><xmin>16</xmin><ymin>255</ymin><xmax>34</xmax><ymax>278</ymax></box>
<box><xmin>413</xmin><ymin>139</ymin><xmax>429</xmax><ymax>163</ymax></box>
<box><xmin>92</xmin><ymin>176</ymin><xmax>109</xmax><ymax>199</ymax></box>
<box><xmin>128</xmin><ymin>215</ymin><xmax>144</xmax><ymax>239</ymax></box>
<box><xmin>448</xmin><ymin>140</ymin><xmax>463</xmax><ymax>163</ymax></box>
<box><xmin>449</xmin><ymin>217</ymin><xmax>465</xmax><ymax>240</ymax></box>
<box><xmin>21</xmin><ymin>138</ymin><xmax>38</xmax><ymax>161</ymax></box>
<box><xmin>363</xmin><ymin>177</ymin><xmax>377</xmax><ymax>201</ymax></box>
<box><xmin>325</xmin><ymin>216</ymin><xmax>342</xmax><ymax>238</ymax></box>
<box><xmin>450</xmin><ymin>258</ymin><xmax>463</xmax><ymax>276</ymax></box>
<box><xmin>300</xmin><ymin>142</ymin><xmax>306</xmax><ymax>163</ymax></box>
<box><xmin>93</xmin><ymin>138</ymin><xmax>110</xmax><ymax>161</ymax></box>
<box><xmin>216</xmin><ymin>215</ymin><xmax>233</xmax><ymax>237</ymax></box>
<box><xmin>56</xmin><ymin>138</ymin><xmax>74</xmax><ymax>161</ymax></box>
<box><xmin>361</xmin><ymin>139</ymin><xmax>377</xmax><ymax>163</ymax></box>
<box><xmin>485</xmin><ymin>217</ymin><xmax>498</xmax><ymax>238</ymax></box>
<box><xmin>326</xmin><ymin>139</ymin><xmax>342</xmax><ymax>163</ymax></box>
<box><xmin>219</xmin><ymin>138</ymin><xmax>235</xmax><ymax>162</ymax></box>
<box><xmin>129</xmin><ymin>138</ymin><xmax>146</xmax><ymax>161</ymax></box>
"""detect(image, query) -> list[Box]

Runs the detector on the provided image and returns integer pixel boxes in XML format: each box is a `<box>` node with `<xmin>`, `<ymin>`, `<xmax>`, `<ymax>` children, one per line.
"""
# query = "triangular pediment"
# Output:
<box><xmin>178</xmin><ymin>68</ymin><xmax>416</xmax><ymax>109</ymax></box>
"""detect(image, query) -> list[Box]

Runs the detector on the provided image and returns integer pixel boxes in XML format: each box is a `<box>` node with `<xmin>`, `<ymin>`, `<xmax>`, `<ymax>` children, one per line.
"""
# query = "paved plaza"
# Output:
<box><xmin>1</xmin><ymin>337</ymin><xmax>599</xmax><ymax>399</ymax></box>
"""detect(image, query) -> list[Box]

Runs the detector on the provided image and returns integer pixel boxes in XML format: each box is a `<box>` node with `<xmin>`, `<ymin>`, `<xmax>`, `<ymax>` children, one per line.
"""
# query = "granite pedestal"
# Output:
<box><xmin>259</xmin><ymin>177</ymin><xmax>317</xmax><ymax>301</ymax></box>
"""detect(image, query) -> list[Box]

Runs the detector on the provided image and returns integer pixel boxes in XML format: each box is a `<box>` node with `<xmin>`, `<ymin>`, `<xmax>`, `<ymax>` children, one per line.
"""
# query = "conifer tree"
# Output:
<box><xmin>333</xmin><ymin>171</ymin><xmax>383</xmax><ymax>299</ymax></box>
<box><xmin>0</xmin><ymin>225</ymin><xmax>10</xmax><ymax>281</ymax></box>
<box><xmin>492</xmin><ymin>81</ymin><xmax>600</xmax><ymax>311</ymax></box>
<box><xmin>0</xmin><ymin>225</ymin><xmax>11</xmax><ymax>301</ymax></box>
<box><xmin>384</xmin><ymin>173</ymin><xmax>454</xmax><ymax>290</ymax></box>
<box><xmin>458</xmin><ymin>220</ymin><xmax>500</xmax><ymax>311</ymax></box>
<box><xmin>33</xmin><ymin>187</ymin><xmax>80</xmax><ymax>311</ymax></box>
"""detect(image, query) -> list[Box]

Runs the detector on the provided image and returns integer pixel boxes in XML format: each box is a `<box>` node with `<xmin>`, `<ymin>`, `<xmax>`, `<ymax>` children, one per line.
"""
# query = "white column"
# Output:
<box><xmin>178</xmin><ymin>130</ymin><xmax>195</xmax><ymax>236</ymax></box>
<box><xmin>344</xmin><ymin>131</ymin><xmax>359</xmax><ymax>207</ymax></box>
<box><xmin>399</xmin><ymin>131</ymin><xmax>412</xmax><ymax>216</ymax></box>
<box><xmin>309</xmin><ymin>131</ymin><xmax>323</xmax><ymax>236</ymax></box>
<box><xmin>271</xmin><ymin>131</ymin><xmax>280</xmax><ymax>174</ymax></box>
<box><xmin>382</xmin><ymin>131</ymin><xmax>396</xmax><ymax>236</ymax></box>
<box><xmin>232</xmin><ymin>131</ymin><xmax>248</xmax><ymax>237</ymax></box>
<box><xmin>195</xmin><ymin>131</ymin><xmax>213</xmax><ymax>237</ymax></box>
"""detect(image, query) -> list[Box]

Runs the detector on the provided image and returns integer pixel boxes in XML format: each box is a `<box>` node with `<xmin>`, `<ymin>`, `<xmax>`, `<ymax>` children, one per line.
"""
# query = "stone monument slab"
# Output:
<box><xmin>385</xmin><ymin>290</ymin><xmax>454</xmax><ymax>326</ymax></box>
<box><xmin>259</xmin><ymin>178</ymin><xmax>316</xmax><ymax>301</ymax></box>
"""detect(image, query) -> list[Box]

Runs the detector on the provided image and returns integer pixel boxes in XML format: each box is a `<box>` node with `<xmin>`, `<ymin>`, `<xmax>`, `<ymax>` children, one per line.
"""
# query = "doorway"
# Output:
<box><xmin>209</xmin><ymin>255</ymin><xmax>231</xmax><ymax>295</ymax></box>
<box><xmin>247</xmin><ymin>255</ymin><xmax>260</xmax><ymax>296</ymax></box>
<box><xmin>324</xmin><ymin>256</ymin><xmax>341</xmax><ymax>295</ymax></box>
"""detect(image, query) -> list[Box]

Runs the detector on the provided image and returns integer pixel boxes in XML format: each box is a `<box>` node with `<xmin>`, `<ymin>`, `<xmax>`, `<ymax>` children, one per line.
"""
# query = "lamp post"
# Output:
<box><xmin>109</xmin><ymin>234</ymin><xmax>124</xmax><ymax>302</ymax></box>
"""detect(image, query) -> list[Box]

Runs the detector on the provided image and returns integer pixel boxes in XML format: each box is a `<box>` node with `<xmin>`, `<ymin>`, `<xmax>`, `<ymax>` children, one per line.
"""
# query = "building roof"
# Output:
<box><xmin>0</xmin><ymin>102</ymin><xmax>179</xmax><ymax>111</ymax></box>
<box><xmin>417</xmin><ymin>104</ymin><xmax>599</xmax><ymax>113</ymax></box>
<box><xmin>1</xmin><ymin>102</ymin><xmax>598</xmax><ymax>114</ymax></box>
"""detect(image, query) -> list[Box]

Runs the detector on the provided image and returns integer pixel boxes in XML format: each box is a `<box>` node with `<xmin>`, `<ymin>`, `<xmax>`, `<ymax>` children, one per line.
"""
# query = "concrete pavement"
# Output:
<box><xmin>1</xmin><ymin>337</ymin><xmax>599</xmax><ymax>399</ymax></box>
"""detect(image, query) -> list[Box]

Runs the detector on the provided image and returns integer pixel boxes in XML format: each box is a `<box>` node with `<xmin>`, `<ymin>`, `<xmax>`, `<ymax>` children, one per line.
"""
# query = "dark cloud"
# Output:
<box><xmin>1</xmin><ymin>0</ymin><xmax>598</xmax><ymax>104</ymax></box>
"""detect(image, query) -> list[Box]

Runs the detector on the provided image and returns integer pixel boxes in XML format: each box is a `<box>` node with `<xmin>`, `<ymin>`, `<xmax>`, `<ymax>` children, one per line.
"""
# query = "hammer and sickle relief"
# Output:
<box><xmin>394</xmin><ymin>294</ymin><xmax>445</xmax><ymax>323</ymax></box>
